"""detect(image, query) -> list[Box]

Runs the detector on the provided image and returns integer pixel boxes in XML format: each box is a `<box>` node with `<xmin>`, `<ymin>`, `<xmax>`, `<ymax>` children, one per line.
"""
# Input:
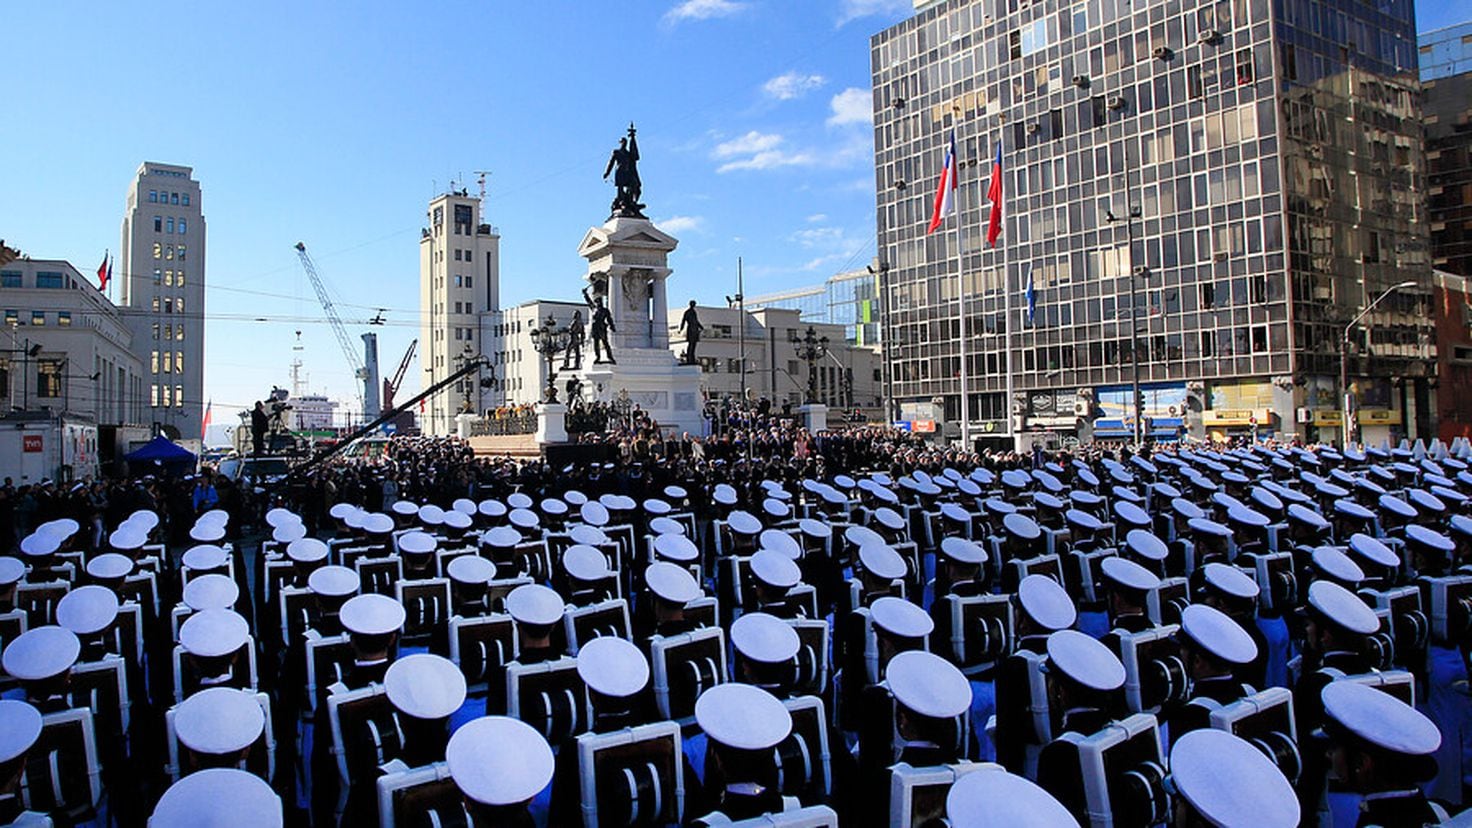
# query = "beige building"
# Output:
<box><xmin>493</xmin><ymin>300</ymin><xmax>587</xmax><ymax>406</ymax></box>
<box><xmin>118</xmin><ymin>162</ymin><xmax>206</xmax><ymax>443</ymax></box>
<box><xmin>0</xmin><ymin>258</ymin><xmax>146</xmax><ymax>425</ymax></box>
<box><xmin>419</xmin><ymin>191</ymin><xmax>501</xmax><ymax>435</ymax></box>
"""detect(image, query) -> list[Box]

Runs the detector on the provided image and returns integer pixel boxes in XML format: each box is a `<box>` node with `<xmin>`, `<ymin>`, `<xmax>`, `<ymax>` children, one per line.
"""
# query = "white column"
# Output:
<box><xmin>652</xmin><ymin>274</ymin><xmax>669</xmax><ymax>350</ymax></box>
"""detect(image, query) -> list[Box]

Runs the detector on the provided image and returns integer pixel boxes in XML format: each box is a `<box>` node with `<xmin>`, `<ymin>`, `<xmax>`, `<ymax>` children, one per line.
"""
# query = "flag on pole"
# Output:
<box><xmin>1025</xmin><ymin>268</ymin><xmax>1037</xmax><ymax>326</ymax></box>
<box><xmin>926</xmin><ymin>130</ymin><xmax>959</xmax><ymax>235</ymax></box>
<box><xmin>985</xmin><ymin>142</ymin><xmax>1004</xmax><ymax>247</ymax></box>
<box><xmin>201</xmin><ymin>400</ymin><xmax>212</xmax><ymax>441</ymax></box>
<box><xmin>96</xmin><ymin>252</ymin><xmax>111</xmax><ymax>291</ymax></box>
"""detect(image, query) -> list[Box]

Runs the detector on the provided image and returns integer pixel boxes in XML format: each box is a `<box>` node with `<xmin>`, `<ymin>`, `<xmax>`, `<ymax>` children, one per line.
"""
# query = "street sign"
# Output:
<box><xmin>893</xmin><ymin>421</ymin><xmax>912</xmax><ymax>432</ymax></box>
<box><xmin>913</xmin><ymin>419</ymin><xmax>936</xmax><ymax>433</ymax></box>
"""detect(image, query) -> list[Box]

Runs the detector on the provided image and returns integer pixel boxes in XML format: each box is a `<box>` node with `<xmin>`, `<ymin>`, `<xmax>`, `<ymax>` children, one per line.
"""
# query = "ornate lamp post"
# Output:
<box><xmin>795</xmin><ymin>326</ymin><xmax>830</xmax><ymax>405</ymax></box>
<box><xmin>528</xmin><ymin>314</ymin><xmax>569</xmax><ymax>404</ymax></box>
<box><xmin>612</xmin><ymin>388</ymin><xmax>633</xmax><ymax>429</ymax></box>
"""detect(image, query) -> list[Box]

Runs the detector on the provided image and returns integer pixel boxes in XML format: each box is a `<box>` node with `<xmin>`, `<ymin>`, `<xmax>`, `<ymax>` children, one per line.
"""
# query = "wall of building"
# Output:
<box><xmin>494</xmin><ymin>301</ymin><xmax>586</xmax><ymax>407</ymax></box>
<box><xmin>1435</xmin><ymin>271</ymin><xmax>1472</xmax><ymax>442</ymax></box>
<box><xmin>746</xmin><ymin>268</ymin><xmax>884</xmax><ymax>347</ymax></box>
<box><xmin>1424</xmin><ymin>64</ymin><xmax>1472</xmax><ymax>279</ymax></box>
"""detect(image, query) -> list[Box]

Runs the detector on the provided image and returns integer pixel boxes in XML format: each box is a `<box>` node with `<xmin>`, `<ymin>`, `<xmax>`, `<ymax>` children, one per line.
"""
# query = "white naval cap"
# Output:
<box><xmin>452</xmin><ymin>498</ymin><xmax>478</xmax><ymax>516</ymax></box>
<box><xmin>646</xmin><ymin>562</ymin><xmax>701</xmax><ymax>604</ymax></box>
<box><xmin>562</xmin><ymin>545</ymin><xmax>612</xmax><ymax>582</ymax></box>
<box><xmin>55</xmin><ymin>585</ymin><xmax>119</xmax><ymax>636</ymax></box>
<box><xmin>483</xmin><ymin>526</ymin><xmax>522</xmax><ymax>549</ymax></box>
<box><xmin>507</xmin><ymin>492</ymin><xmax>534</xmax><ymax>510</ymax></box>
<box><xmin>0</xmin><ymin>699</ymin><xmax>42</xmax><ymax>763</ymax></box>
<box><xmin>940</xmin><ymin>503</ymin><xmax>971</xmax><ymax>524</ymax></box>
<box><xmin>505</xmin><ymin>584</ymin><xmax>565</xmax><ymax>627</ymax></box>
<box><xmin>694</xmin><ymin>683</ymin><xmax>792</xmax><ymax>751</ymax></box>
<box><xmin>731</xmin><ymin>612</ymin><xmax>800</xmax><ymax>663</ymax></box>
<box><xmin>397</xmin><ymin>531</ymin><xmax>437</xmax><ymax>556</ymax></box>
<box><xmin>947</xmin><ymin>766</ymin><xmax>1075</xmax><ymax>827</ymax></box>
<box><xmin>128</xmin><ymin>508</ymin><xmax>161</xmax><ymax>530</ymax></box>
<box><xmin>844</xmin><ymin>524</ymin><xmax>885</xmax><ymax>550</ymax></box>
<box><xmin>570</xmin><ymin>524</ymin><xmax>610</xmax><ymax>546</ymax></box>
<box><xmin>649</xmin><ymin>517</ymin><xmax>685</xmax><ymax>536</ymax></box>
<box><xmin>477</xmin><ymin>498</ymin><xmax>508</xmax><ymax>518</ymax></box>
<box><xmin>886</xmin><ymin>650</ymin><xmax>971</xmax><ymax>719</ymax></box>
<box><xmin>271</xmin><ymin>522</ymin><xmax>307</xmax><ymax>545</ymax></box>
<box><xmin>1169</xmin><ymin>729</ymin><xmax>1299</xmax><ymax>828</ymax></box>
<box><xmin>1347</xmin><ymin>533</ymin><xmax>1399</xmax><ymax>570</ymax></box>
<box><xmin>391</xmin><ymin>500</ymin><xmax>420</xmax><ymax>517</ymax></box>
<box><xmin>19</xmin><ymin>530</ymin><xmax>60</xmax><ymax>558</ymax></box>
<box><xmin>1124</xmin><ymin>529</ymin><xmax>1170</xmax><ymax>563</ymax></box>
<box><xmin>712</xmin><ymin>484</ymin><xmax>738</xmax><ymax>506</ymax></box>
<box><xmin>149</xmin><ymin>767</ymin><xmax>282</xmax><ymax>827</ymax></box>
<box><xmin>343</xmin><ymin>508</ymin><xmax>368</xmax><ymax>530</ymax></box>
<box><xmin>447</xmin><ymin>716</ymin><xmax>554</xmax><ymax>806</ymax></box>
<box><xmin>579</xmin><ymin>501</ymin><xmax>610</xmax><ymax>526</ymax></box>
<box><xmin>1180</xmin><ymin>604</ymin><xmax>1257</xmax><ymax>665</ymax></box>
<box><xmin>2</xmin><ymin>626</ymin><xmax>79</xmax><ymax>681</ymax></box>
<box><xmin>859</xmin><ymin>543</ymin><xmax>908</xmax><ymax>582</ymax></box>
<box><xmin>385</xmin><ymin>653</ymin><xmax>467</xmax><ymax>720</ymax></box>
<box><xmin>664</xmin><ymin>485</ymin><xmax>688</xmax><ymax>501</ymax></box>
<box><xmin>0</xmin><ymin>556</ymin><xmax>24</xmax><ymax>585</ymax></box>
<box><xmin>643</xmin><ymin>498</ymin><xmax>672</xmax><ymax>516</ymax></box>
<box><xmin>939</xmin><ymin>537</ymin><xmax>987</xmax><ymax>565</ymax></box>
<box><xmin>874</xmin><ymin>508</ymin><xmax>907</xmax><ymax>532</ymax></box>
<box><xmin>798</xmin><ymin>518</ymin><xmax>832</xmax><ymax>539</ymax></box>
<box><xmin>870</xmin><ymin>595</ymin><xmax>934</xmax><ymax>639</ymax></box>
<box><xmin>447</xmin><ymin>554</ymin><xmax>497</xmax><ymax>586</ymax></box>
<box><xmin>1018</xmin><ymin>574</ymin><xmax>1076</xmax><ymax>631</ymax></box>
<box><xmin>285</xmin><ymin>537</ymin><xmax>329</xmax><ymax>565</ymax></box>
<box><xmin>759</xmin><ymin>529</ymin><xmax>802</xmax><ymax>560</ymax></box>
<box><xmin>727</xmin><ymin>510</ymin><xmax>763</xmax><ymax>536</ymax></box>
<box><xmin>1046</xmin><ymin>629</ymin><xmax>1126</xmax><ymax>691</ymax></box>
<box><xmin>338</xmin><ymin>594</ymin><xmax>406</xmax><ymax>637</ymax></box>
<box><xmin>183</xmin><ymin>573</ymin><xmax>240</xmax><ymax>612</ymax></box>
<box><xmin>189</xmin><ymin>522</ymin><xmax>227</xmax><ymax>544</ymax></box>
<box><xmin>307</xmin><ymin>565</ymin><xmax>358</xmax><ymax>598</ymax></box>
<box><xmin>1202</xmin><ymin>563</ymin><xmax>1260</xmax><ymax>601</ymax></box>
<box><xmin>1100</xmin><ymin>556</ymin><xmax>1160</xmax><ymax>592</ymax></box>
<box><xmin>577</xmin><ymin>636</ymin><xmax>650</xmax><ymax>698</ymax></box>
<box><xmin>653</xmin><ymin>533</ymin><xmax>700</xmax><ymax>563</ymax></box>
<box><xmin>1321</xmin><ymin>679</ymin><xmax>1441</xmax><ymax>756</ymax></box>
<box><xmin>750</xmin><ymin>548</ymin><xmax>802</xmax><ymax>589</ymax></box>
<box><xmin>174</xmin><ymin>686</ymin><xmax>265</xmax><ymax>756</ymax></box>
<box><xmin>1306</xmin><ymin>580</ymin><xmax>1379</xmax><ymax>635</ymax></box>
<box><xmin>182</xmin><ymin>544</ymin><xmax>230</xmax><ymax>572</ymax></box>
<box><xmin>1003</xmin><ymin>512</ymin><xmax>1042</xmax><ymax>541</ymax></box>
<box><xmin>362</xmin><ymin>512</ymin><xmax>395</xmax><ymax>535</ymax></box>
<box><xmin>179</xmin><ymin>609</ymin><xmax>250</xmax><ymax>657</ymax></box>
<box><xmin>563</xmin><ymin>490</ymin><xmax>590</xmax><ymax>507</ymax></box>
<box><xmin>443</xmin><ymin>510</ymin><xmax>474</xmax><ymax>531</ymax></box>
<box><xmin>107</xmin><ymin>528</ymin><xmax>145</xmax><ymax>553</ymax></box>
<box><xmin>1310</xmin><ymin>547</ymin><xmax>1365</xmax><ymax>585</ymax></box>
<box><xmin>417</xmin><ymin>504</ymin><xmax>446</xmax><ymax>525</ymax></box>
<box><xmin>264</xmin><ymin>508</ymin><xmax>298</xmax><ymax>529</ymax></box>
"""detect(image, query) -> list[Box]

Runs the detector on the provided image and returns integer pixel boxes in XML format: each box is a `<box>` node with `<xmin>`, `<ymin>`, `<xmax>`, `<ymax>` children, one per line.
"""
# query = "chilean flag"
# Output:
<box><xmin>201</xmin><ymin>400</ymin><xmax>212</xmax><ymax>441</ymax></box>
<box><xmin>96</xmin><ymin>252</ymin><xmax>111</xmax><ymax>291</ymax></box>
<box><xmin>985</xmin><ymin>142</ymin><xmax>1004</xmax><ymax>247</ymax></box>
<box><xmin>926</xmin><ymin>130</ymin><xmax>958</xmax><ymax>235</ymax></box>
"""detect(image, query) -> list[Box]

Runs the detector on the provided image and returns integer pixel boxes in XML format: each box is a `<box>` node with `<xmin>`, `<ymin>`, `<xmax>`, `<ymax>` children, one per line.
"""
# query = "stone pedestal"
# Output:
<box><xmin>536</xmin><ymin>403</ymin><xmax>568</xmax><ymax>444</ymax></box>
<box><xmin>800</xmin><ymin>403</ymin><xmax>828</xmax><ymax>433</ymax></box>
<box><xmin>454</xmin><ymin>413</ymin><xmax>477</xmax><ymax>439</ymax></box>
<box><xmin>568</xmin><ymin>216</ymin><xmax>704</xmax><ymax>436</ymax></box>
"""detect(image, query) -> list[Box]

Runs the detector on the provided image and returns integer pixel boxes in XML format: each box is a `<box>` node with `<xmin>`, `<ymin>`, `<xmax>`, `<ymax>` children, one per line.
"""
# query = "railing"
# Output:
<box><xmin>469</xmin><ymin>412</ymin><xmax>537</xmax><ymax>436</ymax></box>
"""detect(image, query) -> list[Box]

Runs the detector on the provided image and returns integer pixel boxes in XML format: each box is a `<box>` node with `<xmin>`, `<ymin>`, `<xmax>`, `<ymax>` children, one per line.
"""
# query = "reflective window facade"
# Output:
<box><xmin>872</xmin><ymin>0</ymin><xmax>1433</xmax><ymax>437</ymax></box>
<box><xmin>747</xmin><ymin>269</ymin><xmax>884</xmax><ymax>346</ymax></box>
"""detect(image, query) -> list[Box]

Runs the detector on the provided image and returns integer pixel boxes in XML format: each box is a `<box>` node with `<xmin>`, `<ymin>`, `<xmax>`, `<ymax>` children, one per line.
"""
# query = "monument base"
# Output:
<box><xmin>454</xmin><ymin>412</ymin><xmax>477</xmax><ymax>439</ymax></box>
<box><xmin>536</xmin><ymin>403</ymin><xmax>568</xmax><ymax>444</ymax></box>
<box><xmin>799</xmin><ymin>403</ymin><xmax>828</xmax><ymax>432</ymax></box>
<box><xmin>576</xmin><ymin>347</ymin><xmax>704</xmax><ymax>437</ymax></box>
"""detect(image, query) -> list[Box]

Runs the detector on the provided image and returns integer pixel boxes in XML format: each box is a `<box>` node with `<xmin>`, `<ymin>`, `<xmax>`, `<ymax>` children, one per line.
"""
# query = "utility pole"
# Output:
<box><xmin>737</xmin><ymin>257</ymin><xmax>747</xmax><ymax>402</ymax></box>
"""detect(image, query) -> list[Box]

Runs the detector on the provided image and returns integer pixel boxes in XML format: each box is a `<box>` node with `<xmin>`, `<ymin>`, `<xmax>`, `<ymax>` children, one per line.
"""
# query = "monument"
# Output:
<box><xmin>560</xmin><ymin>124</ymin><xmax>704</xmax><ymax>437</ymax></box>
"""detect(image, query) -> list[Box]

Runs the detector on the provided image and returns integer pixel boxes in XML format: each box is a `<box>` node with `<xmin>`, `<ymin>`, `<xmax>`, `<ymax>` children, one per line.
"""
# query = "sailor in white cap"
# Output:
<box><xmin>0</xmin><ymin>557</ymin><xmax>23</xmax><ymax>612</ymax></box>
<box><xmin>178</xmin><ymin>609</ymin><xmax>251</xmax><ymax>692</ymax></box>
<box><xmin>2</xmin><ymin>626</ymin><xmax>80</xmax><ymax>711</ymax></box>
<box><xmin>1296</xmin><ymin>580</ymin><xmax>1379</xmax><ymax>732</ymax></box>
<box><xmin>747</xmin><ymin>548</ymin><xmax>804</xmax><ymax>619</ymax></box>
<box><xmin>173</xmin><ymin>686</ymin><xmax>266</xmax><ymax>775</ymax></box>
<box><xmin>725</xmin><ymin>510</ymin><xmax>763</xmax><ymax>556</ymax></box>
<box><xmin>446</xmin><ymin>716</ymin><xmax>555</xmax><ymax>827</ymax></box>
<box><xmin>360</xmin><ymin>512</ymin><xmax>396</xmax><ymax>556</ymax></box>
<box><xmin>691</xmin><ymin>683</ymin><xmax>791</xmax><ymax>820</ymax></box>
<box><xmin>181</xmin><ymin>543</ymin><xmax>231</xmax><ymax>580</ymax></box>
<box><xmin>150</xmin><ymin>767</ymin><xmax>283</xmax><ymax>828</ymax></box>
<box><xmin>640</xmin><ymin>561</ymin><xmax>705</xmax><ymax>648</ymax></box>
<box><xmin>305</xmin><ymin>564</ymin><xmax>359</xmax><ymax>636</ymax></box>
<box><xmin>390</xmin><ymin>499</ymin><xmax>419</xmax><ymax>528</ymax></box>
<box><xmin>395</xmin><ymin>530</ymin><xmax>438</xmax><ymax>579</ymax></box>
<box><xmin>859</xmin><ymin>649</ymin><xmax>975</xmax><ymax>813</ymax></box>
<box><xmin>504</xmin><ymin>584</ymin><xmax>565</xmax><ymax>665</ymax></box>
<box><xmin>446</xmin><ymin>554</ymin><xmax>497</xmax><ymax>617</ymax></box>
<box><xmin>560</xmin><ymin>545</ymin><xmax>616</xmax><ymax>607</ymax></box>
<box><xmin>337</xmin><ymin>593</ymin><xmax>407</xmax><ymax>688</ymax></box>
<box><xmin>945</xmin><ymin>765</ymin><xmax>1075</xmax><ymax>828</ymax></box>
<box><xmin>1194</xmin><ymin>561</ymin><xmax>1276</xmax><ymax>690</ymax></box>
<box><xmin>1169</xmin><ymin>729</ymin><xmax>1299</xmax><ymax>828</ymax></box>
<box><xmin>730</xmin><ymin>612</ymin><xmax>801</xmax><ymax>697</ymax></box>
<box><xmin>55</xmin><ymin>584</ymin><xmax>119</xmax><ymax>661</ymax></box>
<box><xmin>1166</xmin><ymin>604</ymin><xmax>1259</xmax><ymax>743</ymax></box>
<box><xmin>442</xmin><ymin>508</ymin><xmax>475</xmax><ymax>543</ymax></box>
<box><xmin>1035</xmin><ymin>629</ymin><xmax>1128</xmax><ymax>823</ymax></box>
<box><xmin>849</xmin><ymin>541</ymin><xmax>908</xmax><ymax>613</ymax></box>
<box><xmin>0</xmin><ymin>699</ymin><xmax>46</xmax><ymax>825</ymax></box>
<box><xmin>1099</xmin><ymin>556</ymin><xmax>1161</xmax><ymax>636</ymax></box>
<box><xmin>382</xmin><ymin>653</ymin><xmax>467</xmax><ymax>767</ymax></box>
<box><xmin>1318</xmin><ymin>680</ymin><xmax>1447</xmax><ymax>825</ymax></box>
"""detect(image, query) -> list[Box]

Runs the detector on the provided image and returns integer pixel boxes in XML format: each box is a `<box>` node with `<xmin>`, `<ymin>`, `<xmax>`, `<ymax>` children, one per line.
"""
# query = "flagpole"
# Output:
<box><xmin>1000</xmin><ymin>136</ymin><xmax>1015</xmax><ymax>455</ymax></box>
<box><xmin>954</xmin><ymin>124</ymin><xmax>971</xmax><ymax>453</ymax></box>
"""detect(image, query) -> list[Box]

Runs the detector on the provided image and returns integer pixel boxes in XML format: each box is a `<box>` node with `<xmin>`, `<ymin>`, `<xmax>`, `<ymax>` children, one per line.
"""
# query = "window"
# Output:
<box><xmin>3</xmin><ymin>310</ymin><xmax>16</xmax><ymax>325</ymax></box>
<box><xmin>178</xmin><ymin>218</ymin><xmax>186</xmax><ymax>234</ymax></box>
<box><xmin>163</xmin><ymin>324</ymin><xmax>172</xmax><ymax>341</ymax></box>
<box><xmin>57</xmin><ymin>312</ymin><xmax>71</xmax><ymax>327</ymax></box>
<box><xmin>1009</xmin><ymin>30</ymin><xmax>1022</xmax><ymax>59</ymax></box>
<box><xmin>176</xmin><ymin>296</ymin><xmax>184</xmax><ymax>313</ymax></box>
<box><xmin>0</xmin><ymin>271</ymin><xmax>19</xmax><ymax>288</ymax></box>
<box><xmin>1235</xmin><ymin>49</ymin><xmax>1254</xmax><ymax>85</ymax></box>
<box><xmin>167</xmin><ymin>218</ymin><xmax>174</xmax><ymax>234</ymax></box>
<box><xmin>152</xmin><ymin>298</ymin><xmax>160</xmax><ymax>312</ymax></box>
<box><xmin>154</xmin><ymin>216</ymin><xmax>163</xmax><ymax>232</ymax></box>
<box><xmin>170</xmin><ymin>192</ymin><xmax>179</xmax><ymax>205</ymax></box>
<box><xmin>162</xmin><ymin>351</ymin><xmax>173</xmax><ymax>373</ymax></box>
<box><xmin>149</xmin><ymin>190</ymin><xmax>158</xmax><ymax>203</ymax></box>
<box><xmin>1020</xmin><ymin>18</ymin><xmax>1049</xmax><ymax>56</ymax></box>
<box><xmin>1072</xmin><ymin>4</ymin><xmax>1087</xmax><ymax>33</ymax></box>
<box><xmin>454</xmin><ymin>249</ymin><xmax>462</xmax><ymax>261</ymax></box>
<box><xmin>151</xmin><ymin>351</ymin><xmax>159</xmax><ymax>373</ymax></box>
<box><xmin>178</xmin><ymin>244</ymin><xmax>186</xmax><ymax>260</ymax></box>
<box><xmin>154</xmin><ymin>268</ymin><xmax>163</xmax><ymax>285</ymax></box>
<box><xmin>30</xmin><ymin>311</ymin><xmax>44</xmax><ymax>326</ymax></box>
<box><xmin>161</xmin><ymin>385</ymin><xmax>171</xmax><ymax>407</ymax></box>
<box><xmin>37</xmin><ymin>360</ymin><xmax>63</xmax><ymax>398</ymax></box>
<box><xmin>152</xmin><ymin>324</ymin><xmax>160</xmax><ymax>340</ymax></box>
<box><xmin>153</xmin><ymin>243</ymin><xmax>162</xmax><ymax>260</ymax></box>
<box><xmin>165</xmin><ymin>245</ymin><xmax>174</xmax><ymax>260</ymax></box>
<box><xmin>182</xmin><ymin>194</ymin><xmax>190</xmax><ymax>206</ymax></box>
<box><xmin>455</xmin><ymin>275</ymin><xmax>463</xmax><ymax>288</ymax></box>
<box><xmin>1200</xmin><ymin>283</ymin><xmax>1215</xmax><ymax>309</ymax></box>
<box><xmin>35</xmin><ymin>271</ymin><xmax>63</xmax><ymax>289</ymax></box>
<box><xmin>465</xmin><ymin>276</ymin><xmax>473</xmax><ymax>288</ymax></box>
<box><xmin>176</xmin><ymin>325</ymin><xmax>184</xmax><ymax>341</ymax></box>
<box><xmin>164</xmin><ymin>270</ymin><xmax>173</xmax><ymax>287</ymax></box>
<box><xmin>1187</xmin><ymin>65</ymin><xmax>1204</xmax><ymax>98</ymax></box>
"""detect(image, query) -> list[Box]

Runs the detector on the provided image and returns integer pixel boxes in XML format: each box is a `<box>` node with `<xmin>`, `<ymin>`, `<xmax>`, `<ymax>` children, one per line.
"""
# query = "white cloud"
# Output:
<box><xmin>664</xmin><ymin>0</ymin><xmax>746</xmax><ymax>23</ymax></box>
<box><xmin>827</xmin><ymin>87</ymin><xmax>873</xmax><ymax>127</ymax></box>
<box><xmin>712</xmin><ymin>131</ymin><xmax>817</xmax><ymax>172</ymax></box>
<box><xmin>713</xmin><ymin>131</ymin><xmax>784</xmax><ymax>159</ymax></box>
<box><xmin>763</xmin><ymin>71</ymin><xmax>826</xmax><ymax>100</ymax></box>
<box><xmin>656</xmin><ymin>215</ymin><xmax>704</xmax><ymax>234</ymax></box>
<box><xmin>836</xmin><ymin>0</ymin><xmax>911</xmax><ymax>26</ymax></box>
<box><xmin>806</xmin><ymin>213</ymin><xmax>828</xmax><ymax>223</ymax></box>
<box><xmin>790</xmin><ymin>227</ymin><xmax>846</xmax><ymax>248</ymax></box>
<box><xmin>717</xmin><ymin>149</ymin><xmax>816</xmax><ymax>173</ymax></box>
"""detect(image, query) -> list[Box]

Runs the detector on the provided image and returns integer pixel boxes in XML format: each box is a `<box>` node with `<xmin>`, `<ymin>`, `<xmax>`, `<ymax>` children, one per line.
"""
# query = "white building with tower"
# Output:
<box><xmin>118</xmin><ymin>162</ymin><xmax>206</xmax><ymax>446</ymax></box>
<box><xmin>419</xmin><ymin>188</ymin><xmax>501</xmax><ymax>436</ymax></box>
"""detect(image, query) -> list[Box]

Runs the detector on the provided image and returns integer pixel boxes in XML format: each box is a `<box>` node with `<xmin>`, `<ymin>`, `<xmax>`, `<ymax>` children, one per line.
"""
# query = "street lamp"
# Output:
<box><xmin>1340</xmin><ymin>279</ymin><xmax>1418</xmax><ymax>447</ymax></box>
<box><xmin>612</xmin><ymin>388</ymin><xmax>633</xmax><ymax>430</ymax></box>
<box><xmin>1104</xmin><ymin>206</ymin><xmax>1144</xmax><ymax>448</ymax></box>
<box><xmin>528</xmin><ymin>314</ymin><xmax>569</xmax><ymax>404</ymax></box>
<box><xmin>456</xmin><ymin>343</ymin><xmax>477</xmax><ymax>414</ymax></box>
<box><xmin>795</xmin><ymin>326</ymin><xmax>829</xmax><ymax>405</ymax></box>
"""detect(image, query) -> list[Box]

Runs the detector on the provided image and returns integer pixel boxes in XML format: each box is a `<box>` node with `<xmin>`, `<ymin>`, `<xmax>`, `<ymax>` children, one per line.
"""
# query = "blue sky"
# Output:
<box><xmin>3</xmin><ymin>0</ymin><xmax>1460</xmax><ymax>424</ymax></box>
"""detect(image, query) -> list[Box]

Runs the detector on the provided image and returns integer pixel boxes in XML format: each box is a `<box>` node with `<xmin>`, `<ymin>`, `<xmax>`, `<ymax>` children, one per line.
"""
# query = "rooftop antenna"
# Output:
<box><xmin>474</xmin><ymin>171</ymin><xmax>492</xmax><ymax>202</ymax></box>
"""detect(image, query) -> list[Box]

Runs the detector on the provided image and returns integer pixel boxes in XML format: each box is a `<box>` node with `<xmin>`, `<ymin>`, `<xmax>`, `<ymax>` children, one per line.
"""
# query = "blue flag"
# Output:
<box><xmin>1025</xmin><ymin>268</ymin><xmax>1037</xmax><ymax>325</ymax></box>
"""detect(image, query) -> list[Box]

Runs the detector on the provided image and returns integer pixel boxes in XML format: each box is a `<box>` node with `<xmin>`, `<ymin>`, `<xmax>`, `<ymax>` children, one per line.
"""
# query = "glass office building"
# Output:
<box><xmin>747</xmin><ymin>269</ymin><xmax>884</xmax><ymax>347</ymax></box>
<box><xmin>1422</xmin><ymin>23</ymin><xmax>1472</xmax><ymax>278</ymax></box>
<box><xmin>871</xmin><ymin>0</ymin><xmax>1433</xmax><ymax>445</ymax></box>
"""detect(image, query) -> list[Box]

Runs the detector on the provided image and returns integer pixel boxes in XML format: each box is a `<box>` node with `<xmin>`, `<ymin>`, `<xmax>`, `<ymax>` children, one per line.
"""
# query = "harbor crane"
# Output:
<box><xmin>293</xmin><ymin>242</ymin><xmax>381</xmax><ymax>422</ymax></box>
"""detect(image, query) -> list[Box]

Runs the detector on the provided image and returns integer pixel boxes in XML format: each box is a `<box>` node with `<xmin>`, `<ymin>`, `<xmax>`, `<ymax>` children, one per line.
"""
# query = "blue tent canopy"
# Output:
<box><xmin>124</xmin><ymin>436</ymin><xmax>196</xmax><ymax>465</ymax></box>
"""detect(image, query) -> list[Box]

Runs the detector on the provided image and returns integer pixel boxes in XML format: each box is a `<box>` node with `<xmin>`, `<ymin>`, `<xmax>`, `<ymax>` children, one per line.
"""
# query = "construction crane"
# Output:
<box><xmin>293</xmin><ymin>242</ymin><xmax>380</xmax><ymax>422</ymax></box>
<box><xmin>382</xmin><ymin>339</ymin><xmax>418</xmax><ymax>411</ymax></box>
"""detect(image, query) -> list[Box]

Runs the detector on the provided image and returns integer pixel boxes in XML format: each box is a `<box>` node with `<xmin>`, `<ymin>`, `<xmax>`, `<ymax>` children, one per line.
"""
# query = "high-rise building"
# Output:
<box><xmin>419</xmin><ymin>190</ymin><xmax>502</xmax><ymax>436</ymax></box>
<box><xmin>871</xmin><ymin>0</ymin><xmax>1432</xmax><ymax>448</ymax></box>
<box><xmin>746</xmin><ymin>269</ymin><xmax>885</xmax><ymax>347</ymax></box>
<box><xmin>1421</xmin><ymin>23</ymin><xmax>1472</xmax><ymax>278</ymax></box>
<box><xmin>119</xmin><ymin>163</ymin><xmax>206</xmax><ymax>443</ymax></box>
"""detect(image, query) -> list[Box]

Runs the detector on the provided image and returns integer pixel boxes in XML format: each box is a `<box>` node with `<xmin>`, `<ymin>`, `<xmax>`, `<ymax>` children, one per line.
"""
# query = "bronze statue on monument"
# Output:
<box><xmin>603</xmin><ymin>123</ymin><xmax>646</xmax><ymax>219</ymax></box>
